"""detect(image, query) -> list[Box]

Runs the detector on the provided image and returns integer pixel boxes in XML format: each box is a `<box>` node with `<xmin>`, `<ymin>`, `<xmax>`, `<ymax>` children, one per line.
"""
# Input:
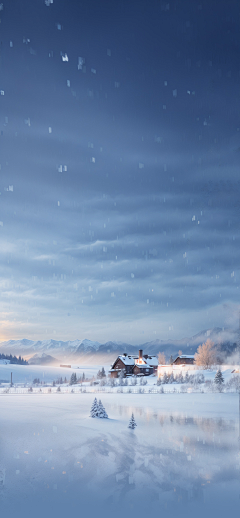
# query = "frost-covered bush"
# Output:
<box><xmin>180</xmin><ymin>385</ymin><xmax>187</xmax><ymax>393</ymax></box>
<box><xmin>140</xmin><ymin>377</ymin><xmax>147</xmax><ymax>385</ymax></box>
<box><xmin>162</xmin><ymin>372</ymin><xmax>169</xmax><ymax>384</ymax></box>
<box><xmin>160</xmin><ymin>386</ymin><xmax>164</xmax><ymax>394</ymax></box>
<box><xmin>196</xmin><ymin>373</ymin><xmax>205</xmax><ymax>384</ymax></box>
<box><xmin>131</xmin><ymin>376</ymin><xmax>137</xmax><ymax>386</ymax></box>
<box><xmin>205</xmin><ymin>380</ymin><xmax>213</xmax><ymax>392</ymax></box>
<box><xmin>100</xmin><ymin>378</ymin><xmax>106</xmax><ymax>386</ymax></box>
<box><xmin>118</xmin><ymin>370</ymin><xmax>125</xmax><ymax>386</ymax></box>
<box><xmin>226</xmin><ymin>375</ymin><xmax>239</xmax><ymax>392</ymax></box>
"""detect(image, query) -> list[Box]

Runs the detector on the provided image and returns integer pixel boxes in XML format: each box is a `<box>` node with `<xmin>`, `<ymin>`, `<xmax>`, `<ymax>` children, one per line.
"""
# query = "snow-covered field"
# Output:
<box><xmin>0</xmin><ymin>369</ymin><xmax>239</xmax><ymax>518</ymax></box>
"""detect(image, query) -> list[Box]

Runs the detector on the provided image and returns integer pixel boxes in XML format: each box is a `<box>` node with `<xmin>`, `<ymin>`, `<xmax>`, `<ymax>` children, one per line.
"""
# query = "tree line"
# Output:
<box><xmin>0</xmin><ymin>353</ymin><xmax>28</xmax><ymax>365</ymax></box>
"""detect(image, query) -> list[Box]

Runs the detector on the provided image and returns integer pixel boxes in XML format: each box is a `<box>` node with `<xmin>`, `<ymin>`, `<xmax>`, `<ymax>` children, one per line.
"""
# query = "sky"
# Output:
<box><xmin>0</xmin><ymin>0</ymin><xmax>240</xmax><ymax>344</ymax></box>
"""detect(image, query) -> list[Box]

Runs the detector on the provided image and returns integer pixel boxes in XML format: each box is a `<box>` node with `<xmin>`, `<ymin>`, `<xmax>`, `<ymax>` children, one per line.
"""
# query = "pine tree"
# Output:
<box><xmin>101</xmin><ymin>367</ymin><xmax>106</xmax><ymax>378</ymax></box>
<box><xmin>214</xmin><ymin>369</ymin><xmax>224</xmax><ymax>386</ymax></box>
<box><xmin>70</xmin><ymin>372</ymin><xmax>77</xmax><ymax>385</ymax></box>
<box><xmin>128</xmin><ymin>413</ymin><xmax>137</xmax><ymax>429</ymax></box>
<box><xmin>90</xmin><ymin>397</ymin><xmax>99</xmax><ymax>418</ymax></box>
<box><xmin>98</xmin><ymin>400</ymin><xmax>108</xmax><ymax>418</ymax></box>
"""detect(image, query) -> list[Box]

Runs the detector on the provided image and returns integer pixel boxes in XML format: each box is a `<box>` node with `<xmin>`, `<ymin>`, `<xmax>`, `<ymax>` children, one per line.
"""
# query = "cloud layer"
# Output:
<box><xmin>0</xmin><ymin>0</ymin><xmax>240</xmax><ymax>342</ymax></box>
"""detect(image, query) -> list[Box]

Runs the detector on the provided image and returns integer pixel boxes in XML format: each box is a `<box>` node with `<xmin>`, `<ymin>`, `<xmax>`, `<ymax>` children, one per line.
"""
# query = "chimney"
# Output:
<box><xmin>139</xmin><ymin>349</ymin><xmax>143</xmax><ymax>360</ymax></box>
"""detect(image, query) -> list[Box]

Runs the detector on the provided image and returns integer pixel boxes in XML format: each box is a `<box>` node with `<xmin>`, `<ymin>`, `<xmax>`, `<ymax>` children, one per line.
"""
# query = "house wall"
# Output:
<box><xmin>110</xmin><ymin>358</ymin><xmax>133</xmax><ymax>377</ymax></box>
<box><xmin>133</xmin><ymin>365</ymin><xmax>153</xmax><ymax>376</ymax></box>
<box><xmin>173</xmin><ymin>358</ymin><xmax>194</xmax><ymax>365</ymax></box>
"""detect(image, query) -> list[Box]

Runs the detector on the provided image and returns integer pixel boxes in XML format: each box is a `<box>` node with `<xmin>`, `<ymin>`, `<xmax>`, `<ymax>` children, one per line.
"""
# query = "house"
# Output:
<box><xmin>173</xmin><ymin>355</ymin><xmax>195</xmax><ymax>365</ymax></box>
<box><xmin>109</xmin><ymin>349</ymin><xmax>158</xmax><ymax>378</ymax></box>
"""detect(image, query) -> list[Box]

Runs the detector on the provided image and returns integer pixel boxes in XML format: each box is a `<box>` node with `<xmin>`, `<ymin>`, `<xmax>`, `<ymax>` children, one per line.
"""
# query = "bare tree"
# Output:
<box><xmin>158</xmin><ymin>352</ymin><xmax>166</xmax><ymax>365</ymax></box>
<box><xmin>178</xmin><ymin>350</ymin><xmax>183</xmax><ymax>356</ymax></box>
<box><xmin>194</xmin><ymin>339</ymin><xmax>217</xmax><ymax>369</ymax></box>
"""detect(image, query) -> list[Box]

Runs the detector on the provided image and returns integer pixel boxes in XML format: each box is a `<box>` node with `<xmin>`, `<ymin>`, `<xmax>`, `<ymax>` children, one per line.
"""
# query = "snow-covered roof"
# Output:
<box><xmin>118</xmin><ymin>355</ymin><xmax>135</xmax><ymax>366</ymax></box>
<box><xmin>112</xmin><ymin>353</ymin><xmax>158</xmax><ymax>368</ymax></box>
<box><xmin>145</xmin><ymin>356</ymin><xmax>158</xmax><ymax>366</ymax></box>
<box><xmin>178</xmin><ymin>355</ymin><xmax>195</xmax><ymax>359</ymax></box>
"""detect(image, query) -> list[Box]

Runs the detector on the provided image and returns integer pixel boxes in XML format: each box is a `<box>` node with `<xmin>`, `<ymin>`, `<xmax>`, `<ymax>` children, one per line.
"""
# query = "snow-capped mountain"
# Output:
<box><xmin>0</xmin><ymin>327</ymin><xmax>238</xmax><ymax>363</ymax></box>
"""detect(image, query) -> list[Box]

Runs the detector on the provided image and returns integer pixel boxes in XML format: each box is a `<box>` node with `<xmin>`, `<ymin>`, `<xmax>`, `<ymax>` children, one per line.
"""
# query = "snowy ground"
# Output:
<box><xmin>0</xmin><ymin>386</ymin><xmax>239</xmax><ymax>518</ymax></box>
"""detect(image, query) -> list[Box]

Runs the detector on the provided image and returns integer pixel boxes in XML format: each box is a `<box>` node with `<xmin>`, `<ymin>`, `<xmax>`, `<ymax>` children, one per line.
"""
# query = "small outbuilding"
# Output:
<box><xmin>173</xmin><ymin>355</ymin><xmax>195</xmax><ymax>365</ymax></box>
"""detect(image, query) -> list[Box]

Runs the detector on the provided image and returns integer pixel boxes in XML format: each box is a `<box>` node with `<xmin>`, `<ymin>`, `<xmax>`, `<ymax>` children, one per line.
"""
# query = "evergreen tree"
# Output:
<box><xmin>90</xmin><ymin>397</ymin><xmax>99</xmax><ymax>418</ymax></box>
<box><xmin>70</xmin><ymin>372</ymin><xmax>77</xmax><ymax>385</ymax></box>
<box><xmin>98</xmin><ymin>400</ymin><xmax>108</xmax><ymax>418</ymax></box>
<box><xmin>178</xmin><ymin>372</ymin><xmax>184</xmax><ymax>384</ymax></box>
<box><xmin>184</xmin><ymin>372</ymin><xmax>190</xmax><ymax>383</ymax></box>
<box><xmin>82</xmin><ymin>372</ymin><xmax>85</xmax><ymax>382</ymax></box>
<box><xmin>97</xmin><ymin>369</ymin><xmax>103</xmax><ymax>379</ymax></box>
<box><xmin>128</xmin><ymin>413</ymin><xmax>137</xmax><ymax>429</ymax></box>
<box><xmin>101</xmin><ymin>367</ymin><xmax>106</xmax><ymax>378</ymax></box>
<box><xmin>214</xmin><ymin>369</ymin><xmax>224</xmax><ymax>387</ymax></box>
<box><xmin>162</xmin><ymin>372</ymin><xmax>169</xmax><ymax>384</ymax></box>
<box><xmin>169</xmin><ymin>355</ymin><xmax>174</xmax><ymax>365</ymax></box>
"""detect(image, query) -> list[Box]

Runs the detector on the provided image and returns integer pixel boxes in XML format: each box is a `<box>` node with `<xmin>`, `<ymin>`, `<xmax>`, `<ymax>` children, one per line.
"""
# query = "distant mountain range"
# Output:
<box><xmin>0</xmin><ymin>327</ymin><xmax>238</xmax><ymax>364</ymax></box>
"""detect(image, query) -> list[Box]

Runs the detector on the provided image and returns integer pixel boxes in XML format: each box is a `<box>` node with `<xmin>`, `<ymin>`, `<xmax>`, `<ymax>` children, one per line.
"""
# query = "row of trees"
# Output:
<box><xmin>157</xmin><ymin>372</ymin><xmax>205</xmax><ymax>385</ymax></box>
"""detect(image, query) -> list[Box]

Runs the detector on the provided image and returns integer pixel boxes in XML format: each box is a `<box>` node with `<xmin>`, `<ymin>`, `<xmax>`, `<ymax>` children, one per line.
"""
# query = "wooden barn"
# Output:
<box><xmin>173</xmin><ymin>355</ymin><xmax>195</xmax><ymax>365</ymax></box>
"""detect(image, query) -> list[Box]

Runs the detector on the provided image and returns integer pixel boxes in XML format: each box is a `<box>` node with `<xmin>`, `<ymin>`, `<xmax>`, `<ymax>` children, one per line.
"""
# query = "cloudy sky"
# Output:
<box><xmin>0</xmin><ymin>0</ymin><xmax>240</xmax><ymax>344</ymax></box>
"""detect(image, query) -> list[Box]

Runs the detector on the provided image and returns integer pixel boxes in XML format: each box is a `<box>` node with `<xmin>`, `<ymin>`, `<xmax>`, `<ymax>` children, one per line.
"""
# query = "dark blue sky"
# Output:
<box><xmin>0</xmin><ymin>0</ymin><xmax>240</xmax><ymax>343</ymax></box>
